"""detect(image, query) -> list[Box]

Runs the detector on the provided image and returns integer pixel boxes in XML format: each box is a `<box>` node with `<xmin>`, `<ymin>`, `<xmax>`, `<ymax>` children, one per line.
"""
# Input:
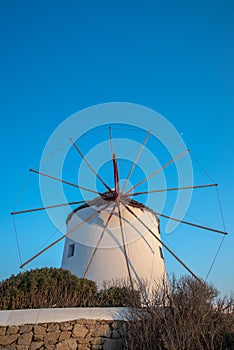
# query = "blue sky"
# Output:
<box><xmin>0</xmin><ymin>1</ymin><xmax>233</xmax><ymax>294</ymax></box>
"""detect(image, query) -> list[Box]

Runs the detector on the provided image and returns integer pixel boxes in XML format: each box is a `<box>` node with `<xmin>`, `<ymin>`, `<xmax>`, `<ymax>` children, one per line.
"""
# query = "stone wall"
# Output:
<box><xmin>0</xmin><ymin>319</ymin><xmax>127</xmax><ymax>350</ymax></box>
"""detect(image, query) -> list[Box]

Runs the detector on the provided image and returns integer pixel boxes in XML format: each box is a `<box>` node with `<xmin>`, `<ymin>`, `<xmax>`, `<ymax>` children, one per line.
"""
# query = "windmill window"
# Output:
<box><xmin>159</xmin><ymin>247</ymin><xmax>164</xmax><ymax>260</ymax></box>
<box><xmin>68</xmin><ymin>243</ymin><xmax>75</xmax><ymax>257</ymax></box>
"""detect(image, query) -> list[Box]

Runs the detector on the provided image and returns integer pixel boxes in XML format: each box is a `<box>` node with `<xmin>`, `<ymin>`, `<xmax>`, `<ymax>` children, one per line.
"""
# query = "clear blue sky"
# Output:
<box><xmin>0</xmin><ymin>1</ymin><xmax>233</xmax><ymax>294</ymax></box>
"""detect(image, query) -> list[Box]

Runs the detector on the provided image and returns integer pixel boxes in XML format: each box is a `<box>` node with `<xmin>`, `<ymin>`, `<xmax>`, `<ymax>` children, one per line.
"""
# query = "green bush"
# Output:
<box><xmin>97</xmin><ymin>286</ymin><xmax>141</xmax><ymax>307</ymax></box>
<box><xmin>0</xmin><ymin>268</ymin><xmax>140</xmax><ymax>309</ymax></box>
<box><xmin>0</xmin><ymin>268</ymin><xmax>97</xmax><ymax>309</ymax></box>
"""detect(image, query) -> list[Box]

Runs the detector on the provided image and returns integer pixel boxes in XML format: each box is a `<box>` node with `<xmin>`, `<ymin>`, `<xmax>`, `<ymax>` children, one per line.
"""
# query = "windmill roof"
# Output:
<box><xmin>66</xmin><ymin>191</ymin><xmax>159</xmax><ymax>225</ymax></box>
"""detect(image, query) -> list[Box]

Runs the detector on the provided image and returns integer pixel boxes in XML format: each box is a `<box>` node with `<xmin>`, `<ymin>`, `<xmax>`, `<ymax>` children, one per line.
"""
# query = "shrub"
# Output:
<box><xmin>125</xmin><ymin>276</ymin><xmax>234</xmax><ymax>350</ymax></box>
<box><xmin>0</xmin><ymin>267</ymin><xmax>97</xmax><ymax>309</ymax></box>
<box><xmin>0</xmin><ymin>268</ymin><xmax>140</xmax><ymax>309</ymax></box>
<box><xmin>97</xmin><ymin>286</ymin><xmax>141</xmax><ymax>307</ymax></box>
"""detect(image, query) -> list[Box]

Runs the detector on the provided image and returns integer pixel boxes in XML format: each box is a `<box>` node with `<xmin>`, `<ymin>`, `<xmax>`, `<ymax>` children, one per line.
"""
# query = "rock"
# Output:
<box><xmin>0</xmin><ymin>334</ymin><xmax>19</xmax><ymax>346</ymax></box>
<box><xmin>60</xmin><ymin>322</ymin><xmax>73</xmax><ymax>331</ymax></box>
<box><xmin>112</xmin><ymin>330</ymin><xmax>120</xmax><ymax>338</ymax></box>
<box><xmin>44</xmin><ymin>331</ymin><xmax>61</xmax><ymax>345</ymax></box>
<box><xmin>77</xmin><ymin>337</ymin><xmax>90</xmax><ymax>345</ymax></box>
<box><xmin>45</xmin><ymin>346</ymin><xmax>55</xmax><ymax>350</ymax></box>
<box><xmin>72</xmin><ymin>324</ymin><xmax>88</xmax><ymax>338</ymax></box>
<box><xmin>91</xmin><ymin>346</ymin><xmax>102</xmax><ymax>350</ymax></box>
<box><xmin>19</xmin><ymin>325</ymin><xmax>33</xmax><ymax>334</ymax></box>
<box><xmin>90</xmin><ymin>337</ymin><xmax>105</xmax><ymax>345</ymax></box>
<box><xmin>59</xmin><ymin>330</ymin><xmax>71</xmax><ymax>341</ymax></box>
<box><xmin>7</xmin><ymin>326</ymin><xmax>19</xmax><ymax>335</ymax></box>
<box><xmin>111</xmin><ymin>321</ymin><xmax>121</xmax><ymax>330</ymax></box>
<box><xmin>47</xmin><ymin>323</ymin><xmax>60</xmax><ymax>332</ymax></box>
<box><xmin>77</xmin><ymin>346</ymin><xmax>89</xmax><ymax>350</ymax></box>
<box><xmin>18</xmin><ymin>332</ymin><xmax>33</xmax><ymax>346</ymax></box>
<box><xmin>0</xmin><ymin>327</ymin><xmax>6</xmax><ymax>336</ymax></box>
<box><xmin>29</xmin><ymin>341</ymin><xmax>44</xmax><ymax>350</ymax></box>
<box><xmin>17</xmin><ymin>345</ymin><xmax>30</xmax><ymax>350</ymax></box>
<box><xmin>33</xmin><ymin>325</ymin><xmax>46</xmax><ymax>341</ymax></box>
<box><xmin>42</xmin><ymin>345</ymin><xmax>55</xmax><ymax>350</ymax></box>
<box><xmin>77</xmin><ymin>320</ymin><xmax>95</xmax><ymax>325</ymax></box>
<box><xmin>92</xmin><ymin>324</ymin><xmax>111</xmax><ymax>338</ymax></box>
<box><xmin>2</xmin><ymin>344</ymin><xmax>17</xmax><ymax>350</ymax></box>
<box><xmin>103</xmin><ymin>338</ymin><xmax>123</xmax><ymax>350</ymax></box>
<box><xmin>55</xmin><ymin>338</ymin><xmax>77</xmax><ymax>350</ymax></box>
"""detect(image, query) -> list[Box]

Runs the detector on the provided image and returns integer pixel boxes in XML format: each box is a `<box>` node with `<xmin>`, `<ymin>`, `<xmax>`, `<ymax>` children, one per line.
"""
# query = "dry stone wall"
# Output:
<box><xmin>0</xmin><ymin>319</ymin><xmax>127</xmax><ymax>350</ymax></box>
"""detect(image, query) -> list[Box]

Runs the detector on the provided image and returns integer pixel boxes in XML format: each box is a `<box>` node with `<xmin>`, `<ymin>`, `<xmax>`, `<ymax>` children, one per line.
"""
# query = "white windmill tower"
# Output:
<box><xmin>12</xmin><ymin>128</ymin><xmax>227</xmax><ymax>295</ymax></box>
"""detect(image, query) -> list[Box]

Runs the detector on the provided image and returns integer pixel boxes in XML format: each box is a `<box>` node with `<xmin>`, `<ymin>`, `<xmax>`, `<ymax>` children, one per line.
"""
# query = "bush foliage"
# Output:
<box><xmin>125</xmin><ymin>276</ymin><xmax>234</xmax><ymax>350</ymax></box>
<box><xmin>0</xmin><ymin>267</ymin><xmax>139</xmax><ymax>309</ymax></box>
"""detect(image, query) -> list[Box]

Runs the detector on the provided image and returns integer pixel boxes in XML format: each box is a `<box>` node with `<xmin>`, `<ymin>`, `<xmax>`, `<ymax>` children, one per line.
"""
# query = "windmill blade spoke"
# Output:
<box><xmin>108</xmin><ymin>126</ymin><xmax>114</xmax><ymax>156</ymax></box>
<box><xmin>11</xmin><ymin>201</ymin><xmax>88</xmax><ymax>215</ymax></box>
<box><xmin>116</xmin><ymin>200</ymin><xmax>134</xmax><ymax>290</ymax></box>
<box><xmin>155</xmin><ymin>212</ymin><xmax>227</xmax><ymax>235</ymax></box>
<box><xmin>20</xmin><ymin>201</ymin><xmax>112</xmax><ymax>269</ymax></box>
<box><xmin>121</xmin><ymin>130</ymin><xmax>152</xmax><ymax>193</ymax></box>
<box><xmin>120</xmin><ymin>199</ymin><xmax>205</xmax><ymax>286</ymax></box>
<box><xmin>123</xmin><ymin>149</ymin><xmax>189</xmax><ymax>195</ymax></box>
<box><xmin>83</xmin><ymin>203</ymin><xmax>117</xmax><ymax>278</ymax></box>
<box><xmin>30</xmin><ymin>169</ymin><xmax>101</xmax><ymax>195</ymax></box>
<box><xmin>69</xmin><ymin>137</ymin><xmax>114</xmax><ymax>194</ymax></box>
<box><xmin>125</xmin><ymin>183</ymin><xmax>218</xmax><ymax>197</ymax></box>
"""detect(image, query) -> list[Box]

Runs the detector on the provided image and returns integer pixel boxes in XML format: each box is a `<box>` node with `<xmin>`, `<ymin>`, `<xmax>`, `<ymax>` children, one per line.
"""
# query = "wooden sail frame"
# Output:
<box><xmin>12</xmin><ymin>127</ymin><xmax>228</xmax><ymax>287</ymax></box>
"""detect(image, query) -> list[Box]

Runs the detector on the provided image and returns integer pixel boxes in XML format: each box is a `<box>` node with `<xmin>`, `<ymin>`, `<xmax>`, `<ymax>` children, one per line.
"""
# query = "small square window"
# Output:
<box><xmin>159</xmin><ymin>246</ymin><xmax>164</xmax><ymax>260</ymax></box>
<box><xmin>68</xmin><ymin>243</ymin><xmax>75</xmax><ymax>257</ymax></box>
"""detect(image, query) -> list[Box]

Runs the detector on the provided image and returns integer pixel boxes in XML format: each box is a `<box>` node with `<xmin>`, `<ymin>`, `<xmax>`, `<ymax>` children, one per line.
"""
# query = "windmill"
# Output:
<box><xmin>11</xmin><ymin>127</ymin><xmax>227</xmax><ymax>295</ymax></box>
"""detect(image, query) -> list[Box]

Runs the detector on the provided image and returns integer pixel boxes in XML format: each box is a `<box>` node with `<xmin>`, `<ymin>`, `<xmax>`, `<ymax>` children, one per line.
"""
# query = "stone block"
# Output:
<box><xmin>19</xmin><ymin>325</ymin><xmax>33</xmax><ymax>334</ymax></box>
<box><xmin>44</xmin><ymin>331</ymin><xmax>61</xmax><ymax>345</ymax></box>
<box><xmin>7</xmin><ymin>326</ymin><xmax>19</xmax><ymax>335</ymax></box>
<box><xmin>17</xmin><ymin>345</ymin><xmax>30</xmax><ymax>350</ymax></box>
<box><xmin>55</xmin><ymin>338</ymin><xmax>77</xmax><ymax>350</ymax></box>
<box><xmin>59</xmin><ymin>330</ymin><xmax>71</xmax><ymax>341</ymax></box>
<box><xmin>29</xmin><ymin>341</ymin><xmax>44</xmax><ymax>350</ymax></box>
<box><xmin>90</xmin><ymin>337</ymin><xmax>105</xmax><ymax>345</ymax></box>
<box><xmin>47</xmin><ymin>323</ymin><xmax>60</xmax><ymax>332</ymax></box>
<box><xmin>103</xmin><ymin>338</ymin><xmax>123</xmax><ymax>350</ymax></box>
<box><xmin>0</xmin><ymin>334</ymin><xmax>19</xmax><ymax>346</ymax></box>
<box><xmin>77</xmin><ymin>346</ymin><xmax>89</xmax><ymax>350</ymax></box>
<box><xmin>0</xmin><ymin>327</ymin><xmax>6</xmax><ymax>336</ymax></box>
<box><xmin>111</xmin><ymin>321</ymin><xmax>121</xmax><ymax>330</ymax></box>
<box><xmin>60</xmin><ymin>322</ymin><xmax>73</xmax><ymax>331</ymax></box>
<box><xmin>112</xmin><ymin>330</ymin><xmax>120</xmax><ymax>338</ymax></box>
<box><xmin>77</xmin><ymin>320</ymin><xmax>96</xmax><ymax>326</ymax></box>
<box><xmin>45</xmin><ymin>346</ymin><xmax>55</xmax><ymax>350</ymax></box>
<box><xmin>33</xmin><ymin>325</ymin><xmax>46</xmax><ymax>341</ymax></box>
<box><xmin>72</xmin><ymin>324</ymin><xmax>88</xmax><ymax>338</ymax></box>
<box><xmin>92</xmin><ymin>324</ymin><xmax>111</xmax><ymax>338</ymax></box>
<box><xmin>18</xmin><ymin>332</ymin><xmax>33</xmax><ymax>346</ymax></box>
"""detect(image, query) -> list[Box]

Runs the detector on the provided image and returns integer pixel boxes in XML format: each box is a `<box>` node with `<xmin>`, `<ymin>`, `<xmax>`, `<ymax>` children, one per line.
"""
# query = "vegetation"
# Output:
<box><xmin>1</xmin><ymin>269</ymin><xmax>233</xmax><ymax>349</ymax></box>
<box><xmin>0</xmin><ymin>267</ymin><xmax>139</xmax><ymax>309</ymax></box>
<box><xmin>124</xmin><ymin>276</ymin><xmax>234</xmax><ymax>350</ymax></box>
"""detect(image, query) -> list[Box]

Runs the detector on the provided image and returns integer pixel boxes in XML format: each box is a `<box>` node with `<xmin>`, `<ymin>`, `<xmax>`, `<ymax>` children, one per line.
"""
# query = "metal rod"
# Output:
<box><xmin>20</xmin><ymin>202</ymin><xmax>112</xmax><ymax>269</ymax></box>
<box><xmin>30</xmin><ymin>169</ymin><xmax>101</xmax><ymax>195</ymax></box>
<box><xmin>155</xmin><ymin>212</ymin><xmax>227</xmax><ymax>235</ymax></box>
<box><xmin>69</xmin><ymin>137</ymin><xmax>114</xmax><ymax>194</ymax></box>
<box><xmin>125</xmin><ymin>183</ymin><xmax>218</xmax><ymax>197</ymax></box>
<box><xmin>121</xmin><ymin>200</ymin><xmax>205</xmax><ymax>286</ymax></box>
<box><xmin>121</xmin><ymin>130</ymin><xmax>152</xmax><ymax>193</ymax></box>
<box><xmin>123</xmin><ymin>149</ymin><xmax>189</xmax><ymax>195</ymax></box>
<box><xmin>11</xmin><ymin>201</ymin><xmax>87</xmax><ymax>215</ymax></box>
<box><xmin>117</xmin><ymin>200</ymin><xmax>134</xmax><ymax>290</ymax></box>
<box><xmin>83</xmin><ymin>203</ymin><xmax>117</xmax><ymax>278</ymax></box>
